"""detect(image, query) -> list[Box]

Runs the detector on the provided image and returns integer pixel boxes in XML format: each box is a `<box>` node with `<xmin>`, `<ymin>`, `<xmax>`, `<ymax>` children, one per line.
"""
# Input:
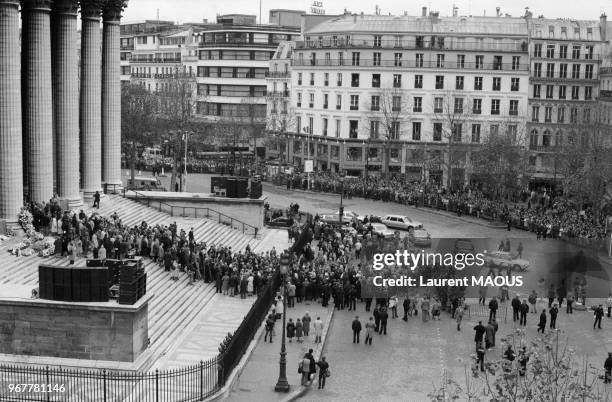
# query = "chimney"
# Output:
<box><xmin>601</xmin><ymin>13</ymin><xmax>608</xmax><ymax>41</ymax></box>
<box><xmin>422</xmin><ymin>6</ymin><xmax>427</xmax><ymax>17</ymax></box>
<box><xmin>496</xmin><ymin>7</ymin><xmax>501</xmax><ymax>17</ymax></box>
<box><xmin>453</xmin><ymin>5</ymin><xmax>458</xmax><ymax>17</ymax></box>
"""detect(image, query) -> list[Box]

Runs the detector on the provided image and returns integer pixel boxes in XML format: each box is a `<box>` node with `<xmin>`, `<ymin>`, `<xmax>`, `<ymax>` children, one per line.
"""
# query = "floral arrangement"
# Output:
<box><xmin>18</xmin><ymin>207</ymin><xmax>37</xmax><ymax>238</ymax></box>
<box><xmin>8</xmin><ymin>206</ymin><xmax>52</xmax><ymax>257</ymax></box>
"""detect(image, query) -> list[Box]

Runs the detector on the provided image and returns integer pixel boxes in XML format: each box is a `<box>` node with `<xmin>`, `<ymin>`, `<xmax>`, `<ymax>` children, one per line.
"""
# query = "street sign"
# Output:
<box><xmin>304</xmin><ymin>159</ymin><xmax>313</xmax><ymax>173</ymax></box>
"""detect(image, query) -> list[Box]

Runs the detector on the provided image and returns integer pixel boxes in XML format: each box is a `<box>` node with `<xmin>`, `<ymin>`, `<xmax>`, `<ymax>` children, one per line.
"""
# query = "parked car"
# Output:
<box><xmin>267</xmin><ymin>216</ymin><xmax>293</xmax><ymax>228</ymax></box>
<box><xmin>381</xmin><ymin>214</ymin><xmax>423</xmax><ymax>230</ymax></box>
<box><xmin>411</xmin><ymin>228</ymin><xmax>432</xmax><ymax>247</ymax></box>
<box><xmin>370</xmin><ymin>223</ymin><xmax>396</xmax><ymax>239</ymax></box>
<box><xmin>484</xmin><ymin>250</ymin><xmax>530</xmax><ymax>272</ymax></box>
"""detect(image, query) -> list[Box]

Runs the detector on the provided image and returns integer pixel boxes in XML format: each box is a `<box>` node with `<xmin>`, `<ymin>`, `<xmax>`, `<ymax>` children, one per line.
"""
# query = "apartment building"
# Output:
<box><xmin>526</xmin><ymin>15</ymin><xmax>608</xmax><ymax>181</ymax></box>
<box><xmin>284</xmin><ymin>10</ymin><xmax>529</xmax><ymax>185</ymax></box>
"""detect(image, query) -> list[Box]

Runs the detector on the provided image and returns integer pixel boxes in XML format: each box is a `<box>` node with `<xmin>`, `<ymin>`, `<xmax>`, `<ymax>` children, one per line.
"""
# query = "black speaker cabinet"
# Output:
<box><xmin>236</xmin><ymin>178</ymin><xmax>248</xmax><ymax>198</ymax></box>
<box><xmin>211</xmin><ymin>176</ymin><xmax>227</xmax><ymax>193</ymax></box>
<box><xmin>226</xmin><ymin>178</ymin><xmax>237</xmax><ymax>198</ymax></box>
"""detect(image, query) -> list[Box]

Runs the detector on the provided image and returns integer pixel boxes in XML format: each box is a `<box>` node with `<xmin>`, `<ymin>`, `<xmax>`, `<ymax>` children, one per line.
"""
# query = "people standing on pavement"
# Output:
<box><xmin>518</xmin><ymin>347</ymin><xmax>529</xmax><ymax>376</ymax></box>
<box><xmin>421</xmin><ymin>297</ymin><xmax>430</xmax><ymax>322</ymax></box>
<box><xmin>373</xmin><ymin>305</ymin><xmax>381</xmax><ymax>332</ymax></box>
<box><xmin>93</xmin><ymin>191</ymin><xmax>100</xmax><ymax>208</ymax></box>
<box><xmin>378</xmin><ymin>307</ymin><xmax>388</xmax><ymax>335</ymax></box>
<box><xmin>607</xmin><ymin>294</ymin><xmax>612</xmax><ymax>318</ymax></box>
<box><xmin>364</xmin><ymin>317</ymin><xmax>375</xmax><ymax>345</ymax></box>
<box><xmin>476</xmin><ymin>341</ymin><xmax>485</xmax><ymax>372</ymax></box>
<box><xmin>264</xmin><ymin>314</ymin><xmax>275</xmax><ymax>343</ymax></box>
<box><xmin>402</xmin><ymin>297</ymin><xmax>409</xmax><ymax>321</ymax></box>
<box><xmin>479</xmin><ymin>286</ymin><xmax>488</xmax><ymax>305</ymax></box>
<box><xmin>474</xmin><ymin>321</ymin><xmax>486</xmax><ymax>351</ymax></box>
<box><xmin>604</xmin><ymin>352</ymin><xmax>612</xmax><ymax>384</ymax></box>
<box><xmin>352</xmin><ymin>316</ymin><xmax>362</xmax><ymax>344</ymax></box>
<box><xmin>566</xmin><ymin>292</ymin><xmax>574</xmax><ymax>314</ymax></box>
<box><xmin>287</xmin><ymin>318</ymin><xmax>295</xmax><ymax>343</ymax></box>
<box><xmin>549</xmin><ymin>303</ymin><xmax>559</xmax><ymax>329</ymax></box>
<box><xmin>295</xmin><ymin>318</ymin><xmax>303</xmax><ymax>343</ymax></box>
<box><xmin>537</xmin><ymin>310</ymin><xmax>547</xmax><ymax>333</ymax></box>
<box><xmin>511</xmin><ymin>295</ymin><xmax>521</xmax><ymax>322</ymax></box>
<box><xmin>316</xmin><ymin>356</ymin><xmax>330</xmax><ymax>390</ymax></box>
<box><xmin>302</xmin><ymin>312</ymin><xmax>311</xmax><ymax>338</ymax></box>
<box><xmin>389</xmin><ymin>296</ymin><xmax>398</xmax><ymax>319</ymax></box>
<box><xmin>528</xmin><ymin>290</ymin><xmax>537</xmax><ymax>313</ymax></box>
<box><xmin>519</xmin><ymin>299</ymin><xmax>529</xmax><ymax>326</ymax></box>
<box><xmin>304</xmin><ymin>349</ymin><xmax>316</xmax><ymax>385</ymax></box>
<box><xmin>456</xmin><ymin>305</ymin><xmax>464</xmax><ymax>331</ymax></box>
<box><xmin>594</xmin><ymin>304</ymin><xmax>604</xmax><ymax>329</ymax></box>
<box><xmin>488</xmin><ymin>296</ymin><xmax>498</xmax><ymax>322</ymax></box>
<box><xmin>313</xmin><ymin>317</ymin><xmax>323</xmax><ymax>343</ymax></box>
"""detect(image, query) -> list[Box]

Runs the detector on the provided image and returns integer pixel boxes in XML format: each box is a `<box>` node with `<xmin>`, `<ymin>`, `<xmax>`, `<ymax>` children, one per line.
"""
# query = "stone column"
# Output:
<box><xmin>22</xmin><ymin>0</ymin><xmax>54</xmax><ymax>204</ymax></box>
<box><xmin>101</xmin><ymin>0</ymin><xmax>126</xmax><ymax>191</ymax></box>
<box><xmin>52</xmin><ymin>0</ymin><xmax>82</xmax><ymax>207</ymax></box>
<box><xmin>80</xmin><ymin>0</ymin><xmax>104</xmax><ymax>199</ymax></box>
<box><xmin>0</xmin><ymin>0</ymin><xmax>24</xmax><ymax>223</ymax></box>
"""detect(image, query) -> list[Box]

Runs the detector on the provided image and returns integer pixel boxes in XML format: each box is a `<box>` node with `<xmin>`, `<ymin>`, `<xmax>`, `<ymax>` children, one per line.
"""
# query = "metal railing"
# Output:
<box><xmin>198</xmin><ymin>41</ymin><xmax>279</xmax><ymax>48</ymax></box>
<box><xmin>131</xmin><ymin>58</ymin><xmax>182</xmax><ymax>64</ymax></box>
<box><xmin>296</xmin><ymin>39</ymin><xmax>529</xmax><ymax>53</ymax></box>
<box><xmin>265</xmin><ymin>71</ymin><xmax>290</xmax><ymax>78</ymax></box>
<box><xmin>291</xmin><ymin>58</ymin><xmax>529</xmax><ymax>71</ymax></box>
<box><xmin>123</xmin><ymin>189</ymin><xmax>259</xmax><ymax>237</ymax></box>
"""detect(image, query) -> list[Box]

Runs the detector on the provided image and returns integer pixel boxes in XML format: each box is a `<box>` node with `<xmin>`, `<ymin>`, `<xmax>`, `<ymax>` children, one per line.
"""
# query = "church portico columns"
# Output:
<box><xmin>22</xmin><ymin>0</ymin><xmax>54</xmax><ymax>204</ymax></box>
<box><xmin>0</xmin><ymin>0</ymin><xmax>24</xmax><ymax>223</ymax></box>
<box><xmin>52</xmin><ymin>0</ymin><xmax>82</xmax><ymax>207</ymax></box>
<box><xmin>79</xmin><ymin>0</ymin><xmax>104</xmax><ymax>200</ymax></box>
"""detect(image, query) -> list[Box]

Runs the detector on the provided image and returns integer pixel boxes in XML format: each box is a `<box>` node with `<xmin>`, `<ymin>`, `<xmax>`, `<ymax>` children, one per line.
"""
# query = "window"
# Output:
<box><xmin>572</xmin><ymin>64</ymin><xmax>580</xmax><ymax>79</ymax></box>
<box><xmin>370</xmin><ymin>120</ymin><xmax>379</xmax><ymax>138</ymax></box>
<box><xmin>546</xmin><ymin>85</ymin><xmax>554</xmax><ymax>99</ymax></box>
<box><xmin>435</xmin><ymin>75</ymin><xmax>444</xmax><ymax>89</ymax></box>
<box><xmin>542</xmin><ymin>131</ymin><xmax>551</xmax><ymax>146</ymax></box>
<box><xmin>572</xmin><ymin>45</ymin><xmax>580</xmax><ymax>59</ymax></box>
<box><xmin>297</xmin><ymin>92</ymin><xmax>302</xmax><ymax>107</ymax></box>
<box><xmin>491</xmin><ymin>99</ymin><xmax>500</xmax><ymax>115</ymax></box>
<box><xmin>585</xmin><ymin>86</ymin><xmax>592</xmax><ymax>100</ymax></box>
<box><xmin>534</xmin><ymin>44</ymin><xmax>542</xmax><ymax>58</ymax></box>
<box><xmin>335</xmin><ymin>119</ymin><xmax>341</xmax><ymax>137</ymax></box>
<box><xmin>533</xmin><ymin>84</ymin><xmax>541</xmax><ymax>98</ymax></box>
<box><xmin>414</xmin><ymin>75</ymin><xmax>423</xmax><ymax>88</ymax></box>
<box><xmin>454</xmin><ymin>97</ymin><xmax>463</xmax><ymax>113</ymax></box>
<box><xmin>507</xmin><ymin>125</ymin><xmax>517</xmax><ymax>142</ymax></box>
<box><xmin>350</xmin><ymin>95</ymin><xmax>359</xmax><ymax>110</ymax></box>
<box><xmin>585</xmin><ymin>45</ymin><xmax>594</xmax><ymax>60</ymax></box>
<box><xmin>336</xmin><ymin>94</ymin><xmax>342</xmax><ymax>110</ymax></box>
<box><xmin>492</xmin><ymin>77</ymin><xmax>501</xmax><ymax>91</ymax></box>
<box><xmin>308</xmin><ymin>93</ymin><xmax>314</xmax><ymax>108</ymax></box>
<box><xmin>455</xmin><ymin>76</ymin><xmax>464</xmax><ymax>90</ymax></box>
<box><xmin>510</xmin><ymin>77</ymin><xmax>520</xmax><ymax>92</ymax></box>
<box><xmin>457</xmin><ymin>55</ymin><xmax>465</xmax><ymax>69</ymax></box>
<box><xmin>559</xmin><ymin>45</ymin><xmax>568</xmax><ymax>59</ymax></box>
<box><xmin>337</xmin><ymin>73</ymin><xmax>342</xmax><ymax>86</ymax></box>
<box><xmin>545</xmin><ymin>106</ymin><xmax>552</xmax><ymax>122</ymax></box>
<box><xmin>392</xmin><ymin>96</ymin><xmax>401</xmax><ymax>112</ymax></box>
<box><xmin>416</xmin><ymin>36</ymin><xmax>424</xmax><ymax>48</ymax></box>
<box><xmin>546</xmin><ymin>63</ymin><xmax>555</xmax><ymax>78</ymax></box>
<box><xmin>393</xmin><ymin>74</ymin><xmax>402</xmax><ymax>88</ymax></box>
<box><xmin>325</xmin><ymin>53</ymin><xmax>331</xmax><ymax>65</ymax></box>
<box><xmin>371</xmin><ymin>74</ymin><xmax>381</xmax><ymax>88</ymax></box>
<box><xmin>570</xmin><ymin>107</ymin><xmax>578</xmax><ymax>123</ymax></box>
<box><xmin>323</xmin><ymin>94</ymin><xmax>328</xmax><ymax>109</ymax></box>
<box><xmin>322</xmin><ymin>118</ymin><xmax>328</xmax><ymax>136</ymax></box>
<box><xmin>546</xmin><ymin>44</ymin><xmax>555</xmax><ymax>58</ymax></box>
<box><xmin>434</xmin><ymin>97</ymin><xmax>443</xmax><ymax>113</ymax></box>
<box><xmin>390</xmin><ymin>122</ymin><xmax>400</xmax><ymax>139</ymax></box>
<box><xmin>309</xmin><ymin>73</ymin><xmax>315</xmax><ymax>85</ymax></box>
<box><xmin>297</xmin><ymin>72</ymin><xmax>302</xmax><ymax>85</ymax></box>
<box><xmin>474</xmin><ymin>77</ymin><xmax>483</xmax><ymax>90</ymax></box>
<box><xmin>324</xmin><ymin>73</ymin><xmax>329</xmax><ymax>86</ymax></box>
<box><xmin>351</xmin><ymin>52</ymin><xmax>360</xmax><ymax>66</ymax></box>
<box><xmin>413</xmin><ymin>97</ymin><xmax>422</xmax><ymax>112</ymax></box>
<box><xmin>493</xmin><ymin>56</ymin><xmax>502</xmax><ymax>70</ymax></box>
<box><xmin>473</xmin><ymin>98</ymin><xmax>482</xmax><ymax>114</ymax></box>
<box><xmin>373</xmin><ymin>52</ymin><xmax>381</xmax><ymax>67</ymax></box>
<box><xmin>585</xmin><ymin>64</ymin><xmax>593</xmax><ymax>79</ymax></box>
<box><xmin>490</xmin><ymin>124</ymin><xmax>499</xmax><ymax>138</ymax></box>
<box><xmin>557</xmin><ymin>107</ymin><xmax>565</xmax><ymax>123</ymax></box>
<box><xmin>509</xmin><ymin>100</ymin><xmax>519</xmax><ymax>116</ymax></box>
<box><xmin>370</xmin><ymin>95</ymin><xmax>380</xmax><ymax>111</ymax></box>
<box><xmin>548</xmin><ymin>26</ymin><xmax>555</xmax><ymax>38</ymax></box>
<box><xmin>583</xmin><ymin>108</ymin><xmax>590</xmax><ymax>123</ymax></box>
<box><xmin>349</xmin><ymin>120</ymin><xmax>358</xmax><ymax>139</ymax></box>
<box><xmin>296</xmin><ymin>116</ymin><xmax>302</xmax><ymax>133</ymax></box>
<box><xmin>534</xmin><ymin>63</ymin><xmax>542</xmax><ymax>77</ymax></box>
<box><xmin>415</xmin><ymin>53</ymin><xmax>423</xmax><ymax>67</ymax></box>
<box><xmin>452</xmin><ymin>124</ymin><xmax>462</xmax><ymax>142</ymax></box>
<box><xmin>559</xmin><ymin>64</ymin><xmax>568</xmax><ymax>78</ymax></box>
<box><xmin>373</xmin><ymin>35</ymin><xmax>382</xmax><ymax>48</ymax></box>
<box><xmin>471</xmin><ymin>124</ymin><xmax>481</xmax><ymax>143</ymax></box>
<box><xmin>475</xmin><ymin>55</ymin><xmax>484</xmax><ymax>69</ymax></box>
<box><xmin>532</xmin><ymin>106</ymin><xmax>539</xmax><ymax>122</ymax></box>
<box><xmin>338</xmin><ymin>52</ymin><xmax>344</xmax><ymax>66</ymax></box>
<box><xmin>512</xmin><ymin>56</ymin><xmax>521</xmax><ymax>70</ymax></box>
<box><xmin>561</xmin><ymin>27</ymin><xmax>568</xmax><ymax>39</ymax></box>
<box><xmin>394</xmin><ymin>53</ymin><xmax>403</xmax><ymax>67</ymax></box>
<box><xmin>558</xmin><ymin>85</ymin><xmax>566</xmax><ymax>99</ymax></box>
<box><xmin>351</xmin><ymin>73</ymin><xmax>359</xmax><ymax>87</ymax></box>
<box><xmin>433</xmin><ymin>123</ymin><xmax>442</xmax><ymax>141</ymax></box>
<box><xmin>436</xmin><ymin>54</ymin><xmax>445</xmax><ymax>68</ymax></box>
<box><xmin>412</xmin><ymin>122</ymin><xmax>421</xmax><ymax>141</ymax></box>
<box><xmin>571</xmin><ymin>86</ymin><xmax>580</xmax><ymax>100</ymax></box>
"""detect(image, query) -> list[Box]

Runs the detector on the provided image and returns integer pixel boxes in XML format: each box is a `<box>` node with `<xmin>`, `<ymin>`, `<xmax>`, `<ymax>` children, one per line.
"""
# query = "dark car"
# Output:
<box><xmin>267</xmin><ymin>216</ymin><xmax>293</xmax><ymax>228</ymax></box>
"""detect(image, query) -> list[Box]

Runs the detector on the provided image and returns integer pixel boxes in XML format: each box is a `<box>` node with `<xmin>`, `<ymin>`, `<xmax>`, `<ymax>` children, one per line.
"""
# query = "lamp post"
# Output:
<box><xmin>275</xmin><ymin>254</ymin><xmax>290</xmax><ymax>393</ymax></box>
<box><xmin>182</xmin><ymin>131</ymin><xmax>189</xmax><ymax>192</ymax></box>
<box><xmin>339</xmin><ymin>173</ymin><xmax>344</xmax><ymax>224</ymax></box>
<box><xmin>304</xmin><ymin>127</ymin><xmax>312</xmax><ymax>190</ymax></box>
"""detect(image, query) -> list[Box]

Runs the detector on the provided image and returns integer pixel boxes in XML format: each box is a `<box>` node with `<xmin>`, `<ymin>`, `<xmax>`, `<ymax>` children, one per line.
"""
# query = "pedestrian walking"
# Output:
<box><xmin>287</xmin><ymin>318</ymin><xmax>295</xmax><ymax>343</ymax></box>
<box><xmin>488</xmin><ymin>297</ymin><xmax>498</xmax><ymax>322</ymax></box>
<box><xmin>605</xmin><ymin>352</ymin><xmax>612</xmax><ymax>384</ymax></box>
<box><xmin>549</xmin><ymin>304</ymin><xmax>558</xmax><ymax>329</ymax></box>
<box><xmin>566</xmin><ymin>293</ymin><xmax>574</xmax><ymax>314</ymax></box>
<box><xmin>93</xmin><ymin>191</ymin><xmax>100</xmax><ymax>208</ymax></box>
<box><xmin>402</xmin><ymin>297</ymin><xmax>409</xmax><ymax>321</ymax></box>
<box><xmin>313</xmin><ymin>317</ymin><xmax>323</xmax><ymax>343</ymax></box>
<box><xmin>594</xmin><ymin>304</ymin><xmax>604</xmax><ymax>329</ymax></box>
<box><xmin>537</xmin><ymin>310</ymin><xmax>547</xmax><ymax>333</ymax></box>
<box><xmin>264</xmin><ymin>314</ymin><xmax>274</xmax><ymax>343</ymax></box>
<box><xmin>476</xmin><ymin>341</ymin><xmax>485</xmax><ymax>372</ymax></box>
<box><xmin>519</xmin><ymin>300</ymin><xmax>529</xmax><ymax>326</ymax></box>
<box><xmin>316</xmin><ymin>356</ymin><xmax>330</xmax><ymax>389</ymax></box>
<box><xmin>295</xmin><ymin>318</ymin><xmax>303</xmax><ymax>343</ymax></box>
<box><xmin>528</xmin><ymin>290</ymin><xmax>537</xmax><ymax>313</ymax></box>
<box><xmin>378</xmin><ymin>307</ymin><xmax>388</xmax><ymax>335</ymax></box>
<box><xmin>364</xmin><ymin>317</ymin><xmax>375</xmax><ymax>345</ymax></box>
<box><xmin>302</xmin><ymin>312</ymin><xmax>311</xmax><ymax>338</ymax></box>
<box><xmin>456</xmin><ymin>305</ymin><xmax>464</xmax><ymax>331</ymax></box>
<box><xmin>607</xmin><ymin>294</ymin><xmax>612</xmax><ymax>318</ymax></box>
<box><xmin>352</xmin><ymin>316</ymin><xmax>362</xmax><ymax>344</ymax></box>
<box><xmin>511</xmin><ymin>295</ymin><xmax>521</xmax><ymax>322</ymax></box>
<box><xmin>473</xmin><ymin>321</ymin><xmax>486</xmax><ymax>352</ymax></box>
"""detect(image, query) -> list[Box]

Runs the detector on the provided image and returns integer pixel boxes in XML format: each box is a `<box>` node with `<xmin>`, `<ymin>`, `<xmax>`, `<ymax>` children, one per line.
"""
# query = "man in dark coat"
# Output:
<box><xmin>537</xmin><ymin>309</ymin><xmax>547</xmax><ymax>333</ymax></box>
<box><xmin>511</xmin><ymin>295</ymin><xmax>521</xmax><ymax>322</ymax></box>
<box><xmin>403</xmin><ymin>297</ymin><xmax>410</xmax><ymax>321</ymax></box>
<box><xmin>473</xmin><ymin>321</ymin><xmax>486</xmax><ymax>351</ymax></box>
<box><xmin>378</xmin><ymin>307</ymin><xmax>388</xmax><ymax>335</ymax></box>
<box><xmin>488</xmin><ymin>297</ymin><xmax>498</xmax><ymax>322</ymax></box>
<box><xmin>549</xmin><ymin>304</ymin><xmax>559</xmax><ymax>329</ymax></box>
<box><xmin>605</xmin><ymin>352</ymin><xmax>612</xmax><ymax>384</ymax></box>
<box><xmin>519</xmin><ymin>300</ymin><xmax>529</xmax><ymax>326</ymax></box>
<box><xmin>352</xmin><ymin>316</ymin><xmax>362</xmax><ymax>343</ymax></box>
<box><xmin>594</xmin><ymin>304</ymin><xmax>605</xmax><ymax>329</ymax></box>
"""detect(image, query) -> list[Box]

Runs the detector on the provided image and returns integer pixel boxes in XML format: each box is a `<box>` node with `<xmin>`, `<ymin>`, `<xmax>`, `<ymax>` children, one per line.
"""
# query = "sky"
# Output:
<box><xmin>122</xmin><ymin>0</ymin><xmax>609</xmax><ymax>25</ymax></box>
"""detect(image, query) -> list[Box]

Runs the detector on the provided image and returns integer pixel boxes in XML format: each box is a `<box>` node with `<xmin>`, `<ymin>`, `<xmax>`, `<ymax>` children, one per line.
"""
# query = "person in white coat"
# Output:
<box><xmin>313</xmin><ymin>317</ymin><xmax>324</xmax><ymax>343</ymax></box>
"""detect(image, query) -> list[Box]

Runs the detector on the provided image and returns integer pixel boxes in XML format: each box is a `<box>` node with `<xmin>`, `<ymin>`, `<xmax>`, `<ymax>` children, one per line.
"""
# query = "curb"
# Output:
<box><xmin>282</xmin><ymin>306</ymin><xmax>335</xmax><ymax>402</ymax></box>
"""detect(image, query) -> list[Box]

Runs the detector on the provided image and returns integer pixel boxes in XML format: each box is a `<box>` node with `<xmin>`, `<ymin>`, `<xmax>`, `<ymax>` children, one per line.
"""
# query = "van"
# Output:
<box><xmin>127</xmin><ymin>176</ymin><xmax>165</xmax><ymax>191</ymax></box>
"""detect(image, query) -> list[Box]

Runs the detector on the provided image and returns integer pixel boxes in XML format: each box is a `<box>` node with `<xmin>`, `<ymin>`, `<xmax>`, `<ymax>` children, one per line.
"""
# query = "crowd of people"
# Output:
<box><xmin>280</xmin><ymin>172</ymin><xmax>608</xmax><ymax>240</ymax></box>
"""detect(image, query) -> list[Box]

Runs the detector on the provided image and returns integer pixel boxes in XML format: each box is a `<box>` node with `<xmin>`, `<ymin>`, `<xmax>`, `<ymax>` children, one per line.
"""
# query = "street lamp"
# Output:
<box><xmin>275</xmin><ymin>254</ymin><xmax>290</xmax><ymax>392</ymax></box>
<box><xmin>303</xmin><ymin>127</ymin><xmax>312</xmax><ymax>190</ymax></box>
<box><xmin>182</xmin><ymin>131</ymin><xmax>189</xmax><ymax>192</ymax></box>
<box><xmin>339</xmin><ymin>173</ymin><xmax>345</xmax><ymax>224</ymax></box>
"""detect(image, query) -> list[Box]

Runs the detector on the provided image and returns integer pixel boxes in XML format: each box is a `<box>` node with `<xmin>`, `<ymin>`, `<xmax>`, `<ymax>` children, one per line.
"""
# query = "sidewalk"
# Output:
<box><xmin>227</xmin><ymin>300</ymin><xmax>334</xmax><ymax>402</ymax></box>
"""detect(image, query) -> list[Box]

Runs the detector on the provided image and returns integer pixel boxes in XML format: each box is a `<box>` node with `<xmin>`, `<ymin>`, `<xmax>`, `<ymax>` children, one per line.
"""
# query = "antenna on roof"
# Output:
<box><xmin>156</xmin><ymin>9</ymin><xmax>159</xmax><ymax>26</ymax></box>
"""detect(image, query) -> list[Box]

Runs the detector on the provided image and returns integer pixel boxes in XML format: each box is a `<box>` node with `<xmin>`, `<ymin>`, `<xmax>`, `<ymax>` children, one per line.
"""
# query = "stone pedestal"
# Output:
<box><xmin>0</xmin><ymin>0</ymin><xmax>24</xmax><ymax>223</ymax></box>
<box><xmin>52</xmin><ymin>0</ymin><xmax>82</xmax><ymax>208</ymax></box>
<box><xmin>79</xmin><ymin>0</ymin><xmax>103</xmax><ymax>200</ymax></box>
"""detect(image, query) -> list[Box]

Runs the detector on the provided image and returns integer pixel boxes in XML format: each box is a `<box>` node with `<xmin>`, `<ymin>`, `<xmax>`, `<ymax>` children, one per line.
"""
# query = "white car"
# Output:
<box><xmin>370</xmin><ymin>223</ymin><xmax>396</xmax><ymax>239</ymax></box>
<box><xmin>381</xmin><ymin>214</ymin><xmax>423</xmax><ymax>230</ymax></box>
<box><xmin>332</xmin><ymin>210</ymin><xmax>365</xmax><ymax>222</ymax></box>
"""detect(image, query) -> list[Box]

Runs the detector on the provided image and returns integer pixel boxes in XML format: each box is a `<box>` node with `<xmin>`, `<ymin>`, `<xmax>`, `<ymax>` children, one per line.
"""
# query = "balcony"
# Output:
<box><xmin>529</xmin><ymin>73</ymin><xmax>598</xmax><ymax>83</ymax></box>
<box><xmin>153</xmin><ymin>72</ymin><xmax>195</xmax><ymax>79</ymax></box>
<box><xmin>131</xmin><ymin>73</ymin><xmax>152</xmax><ymax>78</ymax></box>
<box><xmin>292</xmin><ymin>58</ymin><xmax>529</xmax><ymax>71</ymax></box>
<box><xmin>600</xmin><ymin>67</ymin><xmax>612</xmax><ymax>75</ymax></box>
<box><xmin>531</xmin><ymin>54</ymin><xmax>601</xmax><ymax>61</ymax></box>
<box><xmin>131</xmin><ymin>57</ymin><xmax>182</xmax><ymax>64</ymax></box>
<box><xmin>265</xmin><ymin>71</ymin><xmax>290</xmax><ymax>78</ymax></box>
<box><xmin>295</xmin><ymin>39</ymin><xmax>528</xmax><ymax>53</ymax></box>
<box><xmin>120</xmin><ymin>44</ymin><xmax>134</xmax><ymax>51</ymax></box>
<box><xmin>599</xmin><ymin>90</ymin><xmax>612</xmax><ymax>100</ymax></box>
<box><xmin>529</xmin><ymin>144</ymin><xmax>563</xmax><ymax>153</ymax></box>
<box><xmin>267</xmin><ymin>90</ymin><xmax>290</xmax><ymax>98</ymax></box>
<box><xmin>198</xmin><ymin>41</ymin><xmax>278</xmax><ymax>49</ymax></box>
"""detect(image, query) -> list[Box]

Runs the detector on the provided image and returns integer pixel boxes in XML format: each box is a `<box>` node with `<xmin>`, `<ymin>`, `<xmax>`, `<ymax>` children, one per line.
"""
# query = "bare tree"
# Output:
<box><xmin>265</xmin><ymin>111</ymin><xmax>296</xmax><ymax>166</ymax></box>
<box><xmin>240</xmin><ymin>97</ymin><xmax>266</xmax><ymax>167</ymax></box>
